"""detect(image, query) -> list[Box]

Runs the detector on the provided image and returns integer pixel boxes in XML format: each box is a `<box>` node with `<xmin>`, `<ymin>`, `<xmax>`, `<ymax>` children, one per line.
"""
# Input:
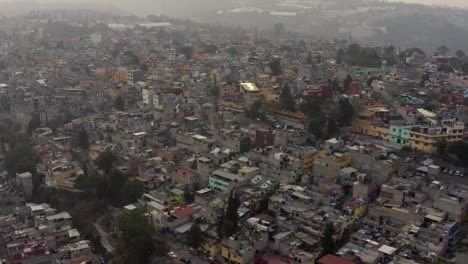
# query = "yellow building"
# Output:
<box><xmin>303</xmin><ymin>152</ymin><xmax>317</xmax><ymax>172</ymax></box>
<box><xmin>221</xmin><ymin>245</ymin><xmax>247</xmax><ymax>264</ymax></box>
<box><xmin>201</xmin><ymin>241</ymin><xmax>220</xmax><ymax>257</ymax></box>
<box><xmin>220</xmin><ymin>101</ymin><xmax>246</xmax><ymax>111</ymax></box>
<box><xmin>239</xmin><ymin>82</ymin><xmax>260</xmax><ymax>104</ymax></box>
<box><xmin>352</xmin><ymin>109</ymin><xmax>390</xmax><ymax>140</ymax></box>
<box><xmin>410</xmin><ymin>119</ymin><xmax>464</xmax><ymax>152</ymax></box>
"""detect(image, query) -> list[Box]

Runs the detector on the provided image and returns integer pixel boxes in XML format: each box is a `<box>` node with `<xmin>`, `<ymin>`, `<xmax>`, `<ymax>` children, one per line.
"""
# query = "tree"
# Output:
<box><xmin>432</xmin><ymin>257</ymin><xmax>447</xmax><ymax>264</ymax></box>
<box><xmin>336</xmin><ymin>49</ymin><xmax>344</xmax><ymax>64</ymax></box>
<box><xmin>4</xmin><ymin>142</ymin><xmax>38</xmax><ymax>177</ymax></box>
<box><xmin>447</xmin><ymin>141</ymin><xmax>468</xmax><ymax>165</ymax></box>
<box><xmin>226</xmin><ymin>46</ymin><xmax>239</xmax><ymax>57</ymax></box>
<box><xmin>273</xmin><ymin>23</ymin><xmax>285</xmax><ymax>35</ymax></box>
<box><xmin>326</xmin><ymin>117</ymin><xmax>339</xmax><ymax>139</ymax></box>
<box><xmin>279</xmin><ymin>83</ymin><xmax>296</xmax><ymax>112</ymax></box>
<box><xmin>94</xmin><ymin>150</ymin><xmax>117</xmax><ymax>174</ymax></box>
<box><xmin>321</xmin><ymin>222</ymin><xmax>336</xmax><ymax>256</ymax></box>
<box><xmin>185</xmin><ymin>223</ymin><xmax>204</xmax><ymax>248</ymax></box>
<box><xmin>209</xmin><ymin>85</ymin><xmax>220</xmax><ymax>98</ymax></box>
<box><xmin>121</xmin><ymin>180</ymin><xmax>145</xmax><ymax>205</ymax></box>
<box><xmin>179</xmin><ymin>45</ymin><xmax>194</xmax><ymax>60</ymax></box>
<box><xmin>436</xmin><ymin>45</ymin><xmax>450</xmax><ymax>56</ymax></box>
<box><xmin>76</xmin><ymin>129</ymin><xmax>89</xmax><ymax>150</ymax></box>
<box><xmin>27</xmin><ymin>114</ymin><xmax>41</xmax><ymax>134</ymax></box>
<box><xmin>114</xmin><ymin>95</ymin><xmax>125</xmax><ymax>112</ymax></box>
<box><xmin>245</xmin><ymin>100</ymin><xmax>266</xmax><ymax>121</ymax></box>
<box><xmin>420</xmin><ymin>72</ymin><xmax>430</xmax><ymax>87</ymax></box>
<box><xmin>306</xmin><ymin>52</ymin><xmax>313</xmax><ymax>64</ymax></box>
<box><xmin>204</xmin><ymin>44</ymin><xmax>218</xmax><ymax>54</ymax></box>
<box><xmin>435</xmin><ymin>139</ymin><xmax>448</xmax><ymax>156</ymax></box>
<box><xmin>455</xmin><ymin>50</ymin><xmax>466</xmax><ymax>59</ymax></box>
<box><xmin>337</xmin><ymin>99</ymin><xmax>354</xmax><ymax>127</ymax></box>
<box><xmin>268</xmin><ymin>58</ymin><xmax>282</xmax><ymax>76</ymax></box>
<box><xmin>308</xmin><ymin>116</ymin><xmax>324</xmax><ymax>139</ymax></box>
<box><xmin>119</xmin><ymin>210</ymin><xmax>155</xmax><ymax>264</ymax></box>
<box><xmin>108</xmin><ymin>169</ymin><xmax>129</xmax><ymax>203</ymax></box>
<box><xmin>221</xmin><ymin>190</ymin><xmax>241</xmax><ymax>237</ymax></box>
<box><xmin>343</xmin><ymin>75</ymin><xmax>352</xmax><ymax>92</ymax></box>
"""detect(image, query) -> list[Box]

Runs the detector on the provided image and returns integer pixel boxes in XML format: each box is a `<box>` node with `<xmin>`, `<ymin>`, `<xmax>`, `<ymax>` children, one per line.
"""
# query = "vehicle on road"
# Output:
<box><xmin>455</xmin><ymin>171</ymin><xmax>461</xmax><ymax>176</ymax></box>
<box><xmin>180</xmin><ymin>258</ymin><xmax>191</xmax><ymax>264</ymax></box>
<box><xmin>168</xmin><ymin>252</ymin><xmax>177</xmax><ymax>258</ymax></box>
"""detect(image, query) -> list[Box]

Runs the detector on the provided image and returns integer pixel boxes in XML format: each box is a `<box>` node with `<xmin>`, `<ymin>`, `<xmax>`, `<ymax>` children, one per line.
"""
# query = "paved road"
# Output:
<box><xmin>94</xmin><ymin>223</ymin><xmax>115</xmax><ymax>254</ymax></box>
<box><xmin>161</xmin><ymin>233</ymin><xmax>210</xmax><ymax>264</ymax></box>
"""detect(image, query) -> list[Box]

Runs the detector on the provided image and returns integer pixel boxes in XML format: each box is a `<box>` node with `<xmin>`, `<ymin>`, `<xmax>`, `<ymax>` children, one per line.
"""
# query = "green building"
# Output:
<box><xmin>209</xmin><ymin>169</ymin><xmax>246</xmax><ymax>192</ymax></box>
<box><xmin>389</xmin><ymin>125</ymin><xmax>416</xmax><ymax>145</ymax></box>
<box><xmin>354</xmin><ymin>63</ymin><xmax>392</xmax><ymax>77</ymax></box>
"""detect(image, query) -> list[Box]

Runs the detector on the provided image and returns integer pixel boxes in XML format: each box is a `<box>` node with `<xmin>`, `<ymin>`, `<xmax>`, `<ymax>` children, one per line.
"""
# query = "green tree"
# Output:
<box><xmin>114</xmin><ymin>95</ymin><xmax>125</xmax><ymax>111</ymax></box>
<box><xmin>343</xmin><ymin>75</ymin><xmax>352</xmax><ymax>92</ymax></box>
<box><xmin>420</xmin><ymin>72</ymin><xmax>430</xmax><ymax>87</ymax></box>
<box><xmin>279</xmin><ymin>83</ymin><xmax>296</xmax><ymax>112</ymax></box>
<box><xmin>95</xmin><ymin>150</ymin><xmax>117</xmax><ymax>174</ymax></box>
<box><xmin>337</xmin><ymin>98</ymin><xmax>354</xmax><ymax>127</ymax></box>
<box><xmin>321</xmin><ymin>222</ymin><xmax>336</xmax><ymax>256</ymax></box>
<box><xmin>273</xmin><ymin>23</ymin><xmax>285</xmax><ymax>35</ymax></box>
<box><xmin>221</xmin><ymin>190</ymin><xmax>241</xmax><ymax>237</ymax></box>
<box><xmin>269</xmin><ymin>58</ymin><xmax>282</xmax><ymax>76</ymax></box>
<box><xmin>436</xmin><ymin>45</ymin><xmax>450</xmax><ymax>56</ymax></box>
<box><xmin>245</xmin><ymin>100</ymin><xmax>266</xmax><ymax>121</ymax></box>
<box><xmin>336</xmin><ymin>49</ymin><xmax>345</xmax><ymax>64</ymax></box>
<box><xmin>308</xmin><ymin>116</ymin><xmax>324</xmax><ymax>139</ymax></box>
<box><xmin>179</xmin><ymin>45</ymin><xmax>194</xmax><ymax>60</ymax></box>
<box><xmin>226</xmin><ymin>46</ymin><xmax>239</xmax><ymax>57</ymax></box>
<box><xmin>119</xmin><ymin>210</ymin><xmax>155</xmax><ymax>264</ymax></box>
<box><xmin>435</xmin><ymin>139</ymin><xmax>448</xmax><ymax>156</ymax></box>
<box><xmin>185</xmin><ymin>223</ymin><xmax>204</xmax><ymax>248</ymax></box>
<box><xmin>204</xmin><ymin>44</ymin><xmax>218</xmax><ymax>54</ymax></box>
<box><xmin>455</xmin><ymin>50</ymin><xmax>466</xmax><ymax>59</ymax></box>
<box><xmin>121</xmin><ymin>180</ymin><xmax>145</xmax><ymax>205</ymax></box>
<box><xmin>209</xmin><ymin>85</ymin><xmax>220</xmax><ymax>98</ymax></box>
<box><xmin>4</xmin><ymin>142</ymin><xmax>38</xmax><ymax>177</ymax></box>
<box><xmin>306</xmin><ymin>52</ymin><xmax>313</xmax><ymax>64</ymax></box>
<box><xmin>76</xmin><ymin>129</ymin><xmax>89</xmax><ymax>150</ymax></box>
<box><xmin>108</xmin><ymin>169</ymin><xmax>129</xmax><ymax>203</ymax></box>
<box><xmin>27</xmin><ymin>114</ymin><xmax>41</xmax><ymax>134</ymax></box>
<box><xmin>432</xmin><ymin>257</ymin><xmax>447</xmax><ymax>264</ymax></box>
<box><xmin>447</xmin><ymin>141</ymin><xmax>468</xmax><ymax>164</ymax></box>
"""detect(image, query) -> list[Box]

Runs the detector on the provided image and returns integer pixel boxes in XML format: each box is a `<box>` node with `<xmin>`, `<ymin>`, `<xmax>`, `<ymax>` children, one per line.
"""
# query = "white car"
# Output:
<box><xmin>168</xmin><ymin>252</ymin><xmax>177</xmax><ymax>258</ymax></box>
<box><xmin>455</xmin><ymin>171</ymin><xmax>461</xmax><ymax>176</ymax></box>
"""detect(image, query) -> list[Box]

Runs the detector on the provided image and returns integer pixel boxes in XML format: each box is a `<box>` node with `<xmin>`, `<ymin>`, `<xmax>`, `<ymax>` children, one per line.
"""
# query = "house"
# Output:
<box><xmin>209</xmin><ymin>169</ymin><xmax>247</xmax><ymax>192</ymax></box>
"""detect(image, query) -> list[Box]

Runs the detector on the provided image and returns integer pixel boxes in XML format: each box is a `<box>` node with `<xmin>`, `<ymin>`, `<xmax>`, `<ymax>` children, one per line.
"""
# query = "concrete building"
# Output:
<box><xmin>16</xmin><ymin>172</ymin><xmax>33</xmax><ymax>200</ymax></box>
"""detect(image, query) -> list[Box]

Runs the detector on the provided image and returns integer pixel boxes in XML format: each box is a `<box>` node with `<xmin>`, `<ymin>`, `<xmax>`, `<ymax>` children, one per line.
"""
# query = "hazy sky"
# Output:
<box><xmin>392</xmin><ymin>0</ymin><xmax>468</xmax><ymax>7</ymax></box>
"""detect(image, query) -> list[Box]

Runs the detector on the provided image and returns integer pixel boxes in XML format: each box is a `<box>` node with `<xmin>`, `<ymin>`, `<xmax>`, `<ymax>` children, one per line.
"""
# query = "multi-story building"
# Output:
<box><xmin>389</xmin><ymin>125</ymin><xmax>415</xmax><ymax>146</ymax></box>
<box><xmin>209</xmin><ymin>169</ymin><xmax>246</xmax><ymax>192</ymax></box>
<box><xmin>410</xmin><ymin>119</ymin><xmax>464</xmax><ymax>152</ymax></box>
<box><xmin>239</xmin><ymin>82</ymin><xmax>260</xmax><ymax>105</ymax></box>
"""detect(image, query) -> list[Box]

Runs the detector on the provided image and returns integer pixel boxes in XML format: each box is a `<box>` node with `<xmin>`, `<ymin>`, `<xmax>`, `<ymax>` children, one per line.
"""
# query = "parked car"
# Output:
<box><xmin>180</xmin><ymin>257</ymin><xmax>191</xmax><ymax>264</ymax></box>
<box><xmin>168</xmin><ymin>252</ymin><xmax>177</xmax><ymax>258</ymax></box>
<box><xmin>460</xmin><ymin>173</ymin><xmax>464</xmax><ymax>177</ymax></box>
<box><xmin>443</xmin><ymin>168</ymin><xmax>449</xmax><ymax>173</ymax></box>
<box><xmin>455</xmin><ymin>171</ymin><xmax>461</xmax><ymax>176</ymax></box>
<box><xmin>449</xmin><ymin>170</ymin><xmax>455</xmax><ymax>175</ymax></box>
